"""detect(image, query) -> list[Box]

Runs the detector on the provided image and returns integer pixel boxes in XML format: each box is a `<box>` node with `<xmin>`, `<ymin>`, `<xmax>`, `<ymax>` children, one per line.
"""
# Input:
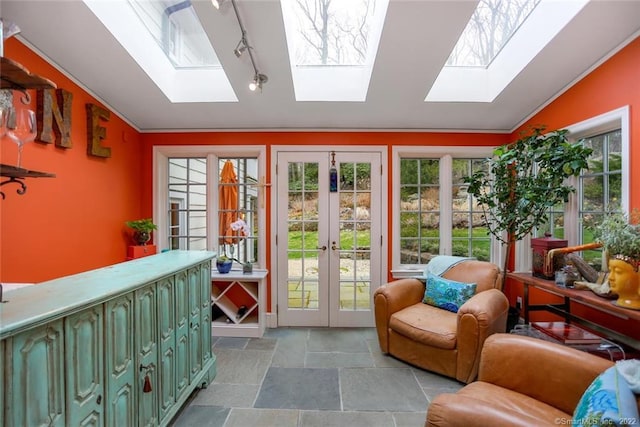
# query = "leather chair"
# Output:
<box><xmin>425</xmin><ymin>333</ymin><xmax>630</xmax><ymax>427</ymax></box>
<box><xmin>374</xmin><ymin>259</ymin><xmax>508</xmax><ymax>383</ymax></box>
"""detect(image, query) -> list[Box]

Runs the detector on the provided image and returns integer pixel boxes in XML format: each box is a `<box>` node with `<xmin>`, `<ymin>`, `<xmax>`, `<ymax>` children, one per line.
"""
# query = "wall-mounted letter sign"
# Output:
<box><xmin>37</xmin><ymin>89</ymin><xmax>73</xmax><ymax>148</ymax></box>
<box><xmin>86</xmin><ymin>103</ymin><xmax>111</xmax><ymax>158</ymax></box>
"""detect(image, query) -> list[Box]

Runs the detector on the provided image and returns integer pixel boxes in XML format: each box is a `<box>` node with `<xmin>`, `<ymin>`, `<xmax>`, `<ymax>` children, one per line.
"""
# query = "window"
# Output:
<box><xmin>447</xmin><ymin>0</ymin><xmax>540</xmax><ymax>67</ymax></box>
<box><xmin>218</xmin><ymin>157</ymin><xmax>259</xmax><ymax>265</ymax></box>
<box><xmin>127</xmin><ymin>0</ymin><xmax>220</xmax><ymax>68</ymax></box>
<box><xmin>515</xmin><ymin>107</ymin><xmax>630</xmax><ymax>272</ymax></box>
<box><xmin>578</xmin><ymin>129</ymin><xmax>623</xmax><ymax>270</ymax></box>
<box><xmin>392</xmin><ymin>146</ymin><xmax>496</xmax><ymax>275</ymax></box>
<box><xmin>452</xmin><ymin>158</ymin><xmax>492</xmax><ymax>260</ymax></box>
<box><xmin>168</xmin><ymin>157</ymin><xmax>207</xmax><ymax>250</ymax></box>
<box><xmin>85</xmin><ymin>0</ymin><xmax>237</xmax><ymax>102</ymax></box>
<box><xmin>280</xmin><ymin>0</ymin><xmax>389</xmax><ymax>101</ymax></box>
<box><xmin>154</xmin><ymin>146</ymin><xmax>266</xmax><ymax>269</ymax></box>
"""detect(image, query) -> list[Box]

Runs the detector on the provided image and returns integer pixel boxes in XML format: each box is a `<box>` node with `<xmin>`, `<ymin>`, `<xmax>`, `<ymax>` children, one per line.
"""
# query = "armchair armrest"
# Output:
<box><xmin>426</xmin><ymin>393</ymin><xmax>543</xmax><ymax>427</ymax></box>
<box><xmin>479</xmin><ymin>333</ymin><xmax>613</xmax><ymax>414</ymax></box>
<box><xmin>455</xmin><ymin>289</ymin><xmax>509</xmax><ymax>382</ymax></box>
<box><xmin>374</xmin><ymin>278</ymin><xmax>425</xmax><ymax>352</ymax></box>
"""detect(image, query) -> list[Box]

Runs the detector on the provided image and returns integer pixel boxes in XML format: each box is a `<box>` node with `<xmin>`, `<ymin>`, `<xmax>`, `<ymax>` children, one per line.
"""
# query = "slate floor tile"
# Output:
<box><xmin>340</xmin><ymin>367</ymin><xmax>428</xmax><ymax>411</ymax></box>
<box><xmin>254</xmin><ymin>367</ymin><xmax>341</xmax><ymax>410</ymax></box>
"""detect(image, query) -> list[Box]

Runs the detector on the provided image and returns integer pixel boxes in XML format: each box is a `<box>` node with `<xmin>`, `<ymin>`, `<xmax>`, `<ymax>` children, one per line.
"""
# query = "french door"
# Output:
<box><xmin>275</xmin><ymin>150</ymin><xmax>383</xmax><ymax>327</ymax></box>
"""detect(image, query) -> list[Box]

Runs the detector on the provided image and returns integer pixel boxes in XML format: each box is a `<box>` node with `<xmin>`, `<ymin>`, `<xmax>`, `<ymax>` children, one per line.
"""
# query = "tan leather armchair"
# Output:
<box><xmin>374</xmin><ymin>259</ymin><xmax>508</xmax><ymax>383</ymax></box>
<box><xmin>425</xmin><ymin>333</ymin><xmax>627</xmax><ymax>427</ymax></box>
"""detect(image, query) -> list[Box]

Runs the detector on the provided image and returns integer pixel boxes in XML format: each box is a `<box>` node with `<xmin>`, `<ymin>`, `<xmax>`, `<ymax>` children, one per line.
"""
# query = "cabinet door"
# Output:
<box><xmin>65</xmin><ymin>306</ymin><xmax>104</xmax><ymax>426</ymax></box>
<box><xmin>9</xmin><ymin>320</ymin><xmax>66</xmax><ymax>427</ymax></box>
<box><xmin>156</xmin><ymin>276</ymin><xmax>176</xmax><ymax>423</ymax></box>
<box><xmin>200</xmin><ymin>261</ymin><xmax>213</xmax><ymax>366</ymax></box>
<box><xmin>135</xmin><ymin>284</ymin><xmax>158</xmax><ymax>427</ymax></box>
<box><xmin>104</xmin><ymin>294</ymin><xmax>135</xmax><ymax>427</ymax></box>
<box><xmin>188</xmin><ymin>266</ymin><xmax>202</xmax><ymax>381</ymax></box>
<box><xmin>174</xmin><ymin>269</ymin><xmax>190</xmax><ymax>401</ymax></box>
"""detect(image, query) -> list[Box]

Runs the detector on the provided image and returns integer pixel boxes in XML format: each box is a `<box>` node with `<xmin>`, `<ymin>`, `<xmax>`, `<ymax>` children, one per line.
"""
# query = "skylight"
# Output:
<box><xmin>84</xmin><ymin>0</ymin><xmax>237</xmax><ymax>103</ymax></box>
<box><xmin>447</xmin><ymin>0</ymin><xmax>540</xmax><ymax>67</ymax></box>
<box><xmin>128</xmin><ymin>0</ymin><xmax>219</xmax><ymax>68</ymax></box>
<box><xmin>281</xmin><ymin>0</ymin><xmax>389</xmax><ymax>101</ymax></box>
<box><xmin>426</xmin><ymin>0</ymin><xmax>588</xmax><ymax>103</ymax></box>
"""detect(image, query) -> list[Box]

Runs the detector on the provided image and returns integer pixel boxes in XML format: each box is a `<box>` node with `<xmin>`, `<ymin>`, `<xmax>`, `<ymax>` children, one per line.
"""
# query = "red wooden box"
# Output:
<box><xmin>127</xmin><ymin>245</ymin><xmax>157</xmax><ymax>260</ymax></box>
<box><xmin>531</xmin><ymin>234</ymin><xmax>567</xmax><ymax>279</ymax></box>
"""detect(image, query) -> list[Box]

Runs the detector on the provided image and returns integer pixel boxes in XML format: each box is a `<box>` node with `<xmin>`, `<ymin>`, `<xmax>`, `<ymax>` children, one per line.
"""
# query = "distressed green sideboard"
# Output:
<box><xmin>0</xmin><ymin>250</ymin><xmax>217</xmax><ymax>427</ymax></box>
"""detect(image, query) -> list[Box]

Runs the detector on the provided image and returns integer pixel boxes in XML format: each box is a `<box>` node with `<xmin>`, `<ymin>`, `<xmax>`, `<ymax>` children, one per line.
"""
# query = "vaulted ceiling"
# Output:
<box><xmin>3</xmin><ymin>0</ymin><xmax>640</xmax><ymax>132</ymax></box>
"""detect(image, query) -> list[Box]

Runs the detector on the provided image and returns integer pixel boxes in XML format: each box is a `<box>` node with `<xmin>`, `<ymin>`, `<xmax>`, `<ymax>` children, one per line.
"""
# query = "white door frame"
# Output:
<box><xmin>270</xmin><ymin>145</ymin><xmax>388</xmax><ymax>327</ymax></box>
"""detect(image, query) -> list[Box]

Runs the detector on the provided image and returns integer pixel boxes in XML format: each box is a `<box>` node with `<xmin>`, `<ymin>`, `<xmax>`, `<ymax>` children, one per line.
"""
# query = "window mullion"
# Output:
<box><xmin>440</xmin><ymin>155</ymin><xmax>453</xmax><ymax>256</ymax></box>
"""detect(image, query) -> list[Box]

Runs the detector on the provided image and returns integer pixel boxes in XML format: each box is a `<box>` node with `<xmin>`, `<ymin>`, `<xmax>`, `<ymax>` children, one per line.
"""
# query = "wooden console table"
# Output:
<box><xmin>508</xmin><ymin>272</ymin><xmax>640</xmax><ymax>351</ymax></box>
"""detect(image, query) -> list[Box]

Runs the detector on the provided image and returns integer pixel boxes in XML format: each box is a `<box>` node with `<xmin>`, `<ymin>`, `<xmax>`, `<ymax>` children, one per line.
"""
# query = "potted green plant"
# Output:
<box><xmin>125</xmin><ymin>218</ymin><xmax>157</xmax><ymax>246</ymax></box>
<box><xmin>588</xmin><ymin>210</ymin><xmax>640</xmax><ymax>308</ymax></box>
<box><xmin>464</xmin><ymin>126</ymin><xmax>592</xmax><ymax>285</ymax></box>
<box><xmin>589</xmin><ymin>210</ymin><xmax>640</xmax><ymax>268</ymax></box>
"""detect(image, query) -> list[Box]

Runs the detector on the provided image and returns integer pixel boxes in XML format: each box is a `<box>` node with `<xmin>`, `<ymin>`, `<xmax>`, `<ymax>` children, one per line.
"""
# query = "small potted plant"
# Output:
<box><xmin>590</xmin><ymin>210</ymin><xmax>640</xmax><ymax>267</ymax></box>
<box><xmin>588</xmin><ymin>210</ymin><xmax>640</xmax><ymax>308</ymax></box>
<box><xmin>216</xmin><ymin>254</ymin><xmax>233</xmax><ymax>274</ymax></box>
<box><xmin>125</xmin><ymin>218</ymin><xmax>157</xmax><ymax>246</ymax></box>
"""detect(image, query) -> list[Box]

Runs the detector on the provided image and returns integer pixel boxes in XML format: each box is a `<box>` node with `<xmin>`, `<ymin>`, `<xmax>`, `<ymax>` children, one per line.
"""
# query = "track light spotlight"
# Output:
<box><xmin>249</xmin><ymin>73</ymin><xmax>268</xmax><ymax>92</ymax></box>
<box><xmin>211</xmin><ymin>0</ymin><xmax>227</xmax><ymax>10</ymax></box>
<box><xmin>234</xmin><ymin>40</ymin><xmax>247</xmax><ymax>58</ymax></box>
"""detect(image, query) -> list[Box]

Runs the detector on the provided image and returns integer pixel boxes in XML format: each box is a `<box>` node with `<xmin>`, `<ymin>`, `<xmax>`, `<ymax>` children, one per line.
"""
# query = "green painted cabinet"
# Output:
<box><xmin>0</xmin><ymin>251</ymin><xmax>217</xmax><ymax>427</ymax></box>
<box><xmin>136</xmin><ymin>283</ymin><xmax>159</xmax><ymax>426</ymax></box>
<box><xmin>7</xmin><ymin>320</ymin><xmax>66</xmax><ymax>426</ymax></box>
<box><xmin>65</xmin><ymin>305</ymin><xmax>105</xmax><ymax>426</ymax></box>
<box><xmin>200</xmin><ymin>262</ymin><xmax>213</xmax><ymax>374</ymax></box>
<box><xmin>157</xmin><ymin>276</ymin><xmax>176</xmax><ymax>424</ymax></box>
<box><xmin>104</xmin><ymin>293</ymin><xmax>135</xmax><ymax>427</ymax></box>
<box><xmin>188</xmin><ymin>265</ymin><xmax>203</xmax><ymax>382</ymax></box>
<box><xmin>174</xmin><ymin>269</ymin><xmax>190</xmax><ymax>403</ymax></box>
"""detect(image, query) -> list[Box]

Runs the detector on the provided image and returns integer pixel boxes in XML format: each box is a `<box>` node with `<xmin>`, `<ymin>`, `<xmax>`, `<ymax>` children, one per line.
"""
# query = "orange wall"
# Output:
<box><xmin>1</xmin><ymin>39</ymin><xmax>145</xmax><ymax>283</ymax></box>
<box><xmin>512</xmin><ymin>36</ymin><xmax>640</xmax><ymax>209</ymax></box>
<box><xmin>505</xmin><ymin>36</ymin><xmax>640</xmax><ymax>341</ymax></box>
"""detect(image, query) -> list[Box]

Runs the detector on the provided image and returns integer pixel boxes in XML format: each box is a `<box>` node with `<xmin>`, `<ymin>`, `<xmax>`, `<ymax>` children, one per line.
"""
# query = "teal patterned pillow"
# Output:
<box><xmin>423</xmin><ymin>273</ymin><xmax>476</xmax><ymax>313</ymax></box>
<box><xmin>573</xmin><ymin>366</ymin><xmax>639</xmax><ymax>426</ymax></box>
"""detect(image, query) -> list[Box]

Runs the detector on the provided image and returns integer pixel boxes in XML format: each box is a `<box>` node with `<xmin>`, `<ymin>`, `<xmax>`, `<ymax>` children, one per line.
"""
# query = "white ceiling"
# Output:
<box><xmin>3</xmin><ymin>0</ymin><xmax>640</xmax><ymax>132</ymax></box>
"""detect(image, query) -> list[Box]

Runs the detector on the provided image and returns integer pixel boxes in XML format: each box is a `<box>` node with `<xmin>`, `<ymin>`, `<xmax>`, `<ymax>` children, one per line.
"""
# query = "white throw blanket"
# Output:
<box><xmin>616</xmin><ymin>359</ymin><xmax>640</xmax><ymax>394</ymax></box>
<box><xmin>424</xmin><ymin>255</ymin><xmax>474</xmax><ymax>277</ymax></box>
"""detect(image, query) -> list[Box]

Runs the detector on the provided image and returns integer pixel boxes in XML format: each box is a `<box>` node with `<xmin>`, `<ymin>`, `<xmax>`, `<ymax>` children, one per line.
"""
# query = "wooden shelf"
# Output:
<box><xmin>0</xmin><ymin>57</ymin><xmax>56</xmax><ymax>91</ymax></box>
<box><xmin>0</xmin><ymin>164</ymin><xmax>55</xmax><ymax>178</ymax></box>
<box><xmin>211</xmin><ymin>269</ymin><xmax>268</xmax><ymax>338</ymax></box>
<box><xmin>0</xmin><ymin>164</ymin><xmax>56</xmax><ymax>199</ymax></box>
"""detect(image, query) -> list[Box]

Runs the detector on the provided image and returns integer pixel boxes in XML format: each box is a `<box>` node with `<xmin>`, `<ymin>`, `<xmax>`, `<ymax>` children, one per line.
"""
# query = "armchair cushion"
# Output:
<box><xmin>573</xmin><ymin>365</ymin><xmax>639</xmax><ymax>426</ymax></box>
<box><xmin>423</xmin><ymin>273</ymin><xmax>476</xmax><ymax>313</ymax></box>
<box><xmin>390</xmin><ymin>303</ymin><xmax>457</xmax><ymax>349</ymax></box>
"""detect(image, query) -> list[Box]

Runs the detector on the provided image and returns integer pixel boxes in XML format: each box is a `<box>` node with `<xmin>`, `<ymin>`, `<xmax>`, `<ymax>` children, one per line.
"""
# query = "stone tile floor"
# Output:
<box><xmin>171</xmin><ymin>327</ymin><xmax>464</xmax><ymax>427</ymax></box>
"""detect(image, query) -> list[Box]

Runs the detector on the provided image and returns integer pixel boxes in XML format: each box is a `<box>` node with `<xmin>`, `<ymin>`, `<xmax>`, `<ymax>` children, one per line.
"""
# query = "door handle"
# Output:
<box><xmin>331</xmin><ymin>241</ymin><xmax>341</xmax><ymax>251</ymax></box>
<box><xmin>317</xmin><ymin>245</ymin><xmax>327</xmax><ymax>251</ymax></box>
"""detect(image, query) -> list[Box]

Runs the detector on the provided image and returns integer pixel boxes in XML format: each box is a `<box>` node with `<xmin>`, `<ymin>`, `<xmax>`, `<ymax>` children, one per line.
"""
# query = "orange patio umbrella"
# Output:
<box><xmin>219</xmin><ymin>160</ymin><xmax>238</xmax><ymax>246</ymax></box>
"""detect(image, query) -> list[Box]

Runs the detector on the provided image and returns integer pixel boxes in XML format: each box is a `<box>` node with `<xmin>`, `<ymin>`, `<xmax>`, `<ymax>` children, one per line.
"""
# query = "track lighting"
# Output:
<box><xmin>223</xmin><ymin>0</ymin><xmax>268</xmax><ymax>93</ymax></box>
<box><xmin>249</xmin><ymin>74</ymin><xmax>268</xmax><ymax>92</ymax></box>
